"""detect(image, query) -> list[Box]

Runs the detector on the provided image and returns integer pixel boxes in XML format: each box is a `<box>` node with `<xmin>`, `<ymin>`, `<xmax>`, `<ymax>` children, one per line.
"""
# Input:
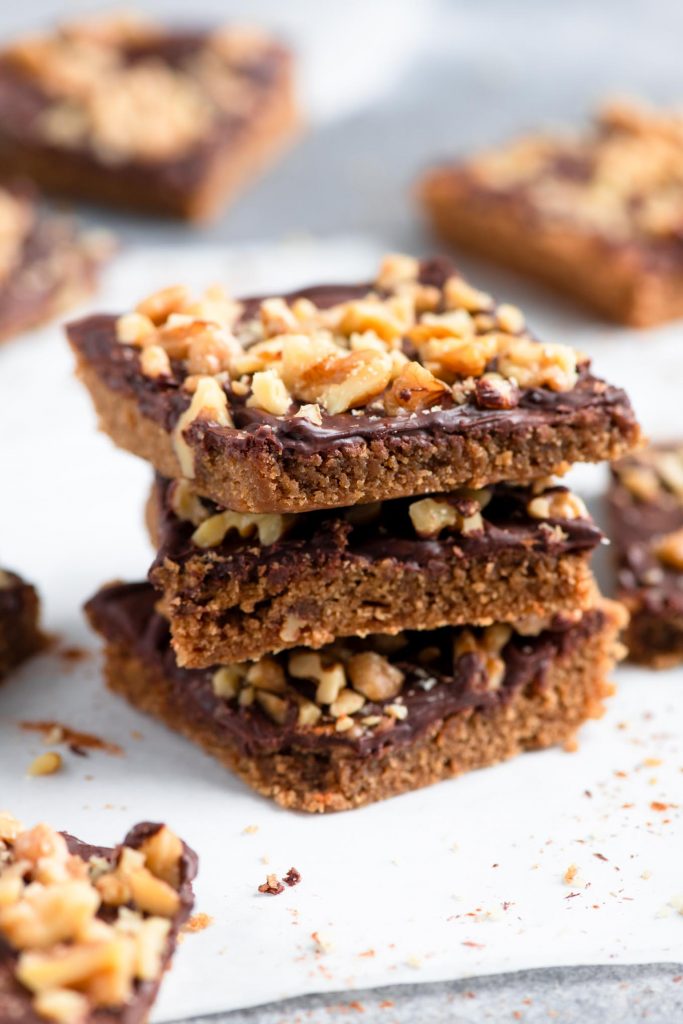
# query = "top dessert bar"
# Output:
<box><xmin>0</xmin><ymin>12</ymin><xmax>297</xmax><ymax>221</ymax></box>
<box><xmin>608</xmin><ymin>442</ymin><xmax>683</xmax><ymax>668</ymax></box>
<box><xmin>420</xmin><ymin>101</ymin><xmax>683</xmax><ymax>326</ymax></box>
<box><xmin>67</xmin><ymin>254</ymin><xmax>640</xmax><ymax>514</ymax></box>
<box><xmin>0</xmin><ymin>183</ymin><xmax>107</xmax><ymax>342</ymax></box>
<box><xmin>0</xmin><ymin>814</ymin><xmax>197</xmax><ymax>1024</ymax></box>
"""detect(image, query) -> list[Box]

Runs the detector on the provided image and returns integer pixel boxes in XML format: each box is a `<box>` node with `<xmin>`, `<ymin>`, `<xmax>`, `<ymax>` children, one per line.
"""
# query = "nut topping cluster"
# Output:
<box><xmin>468</xmin><ymin>100</ymin><xmax>683</xmax><ymax>244</ymax></box>
<box><xmin>115</xmin><ymin>257</ymin><xmax>582</xmax><ymax>472</ymax></box>
<box><xmin>0</xmin><ymin>816</ymin><xmax>185</xmax><ymax>1024</ymax></box>
<box><xmin>615</xmin><ymin>445</ymin><xmax>683</xmax><ymax>505</ymax></box>
<box><xmin>209</xmin><ymin>621</ymin><xmax>528</xmax><ymax>737</ymax></box>
<box><xmin>5</xmin><ymin>13</ymin><xmax>278</xmax><ymax>164</ymax></box>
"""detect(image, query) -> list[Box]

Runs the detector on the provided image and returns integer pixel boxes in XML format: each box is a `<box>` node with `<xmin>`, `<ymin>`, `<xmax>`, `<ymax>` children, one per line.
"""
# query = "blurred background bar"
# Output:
<box><xmin>2</xmin><ymin>0</ymin><xmax>682</xmax><ymax>246</ymax></box>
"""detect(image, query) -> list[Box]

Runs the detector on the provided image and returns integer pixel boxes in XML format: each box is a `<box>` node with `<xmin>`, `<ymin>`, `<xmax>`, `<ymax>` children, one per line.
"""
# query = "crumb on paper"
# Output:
<box><xmin>20</xmin><ymin>720</ymin><xmax>123</xmax><ymax>756</ymax></box>
<box><xmin>27</xmin><ymin>750</ymin><xmax>62</xmax><ymax>776</ymax></box>
<box><xmin>283</xmin><ymin>867</ymin><xmax>301</xmax><ymax>887</ymax></box>
<box><xmin>243</xmin><ymin>824</ymin><xmax>259</xmax><ymax>835</ymax></box>
<box><xmin>311</xmin><ymin>931</ymin><xmax>333</xmax><ymax>954</ymax></box>
<box><xmin>563</xmin><ymin>864</ymin><xmax>578</xmax><ymax>884</ymax></box>
<box><xmin>406</xmin><ymin>954</ymin><xmax>423</xmax><ymax>968</ymax></box>
<box><xmin>59</xmin><ymin>645</ymin><xmax>90</xmax><ymax>664</ymax></box>
<box><xmin>258</xmin><ymin>873</ymin><xmax>284</xmax><ymax>895</ymax></box>
<box><xmin>641</xmin><ymin>870</ymin><xmax>652</xmax><ymax>880</ymax></box>
<box><xmin>183</xmin><ymin>913</ymin><xmax>214</xmax><ymax>934</ymax></box>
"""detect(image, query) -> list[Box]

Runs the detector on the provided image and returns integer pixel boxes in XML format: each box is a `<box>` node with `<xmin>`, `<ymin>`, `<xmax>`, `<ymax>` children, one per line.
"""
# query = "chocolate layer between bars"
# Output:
<box><xmin>85</xmin><ymin>582</ymin><xmax>625</xmax><ymax>813</ymax></box>
<box><xmin>0</xmin><ymin>823</ymin><xmax>197</xmax><ymax>1024</ymax></box>
<box><xmin>608</xmin><ymin>443</ymin><xmax>683</xmax><ymax>667</ymax></box>
<box><xmin>0</xmin><ymin>570</ymin><xmax>44</xmax><ymax>681</ymax></box>
<box><xmin>419</xmin><ymin>101</ymin><xmax>683</xmax><ymax>326</ymax></box>
<box><xmin>67</xmin><ymin>257</ymin><xmax>640</xmax><ymax>513</ymax></box>
<box><xmin>148</xmin><ymin>474</ymin><xmax>602</xmax><ymax>666</ymax></box>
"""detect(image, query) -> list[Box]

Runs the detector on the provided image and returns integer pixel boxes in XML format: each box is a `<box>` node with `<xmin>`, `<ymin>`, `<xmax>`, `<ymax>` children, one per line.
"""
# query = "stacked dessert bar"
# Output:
<box><xmin>69</xmin><ymin>254</ymin><xmax>639</xmax><ymax>811</ymax></box>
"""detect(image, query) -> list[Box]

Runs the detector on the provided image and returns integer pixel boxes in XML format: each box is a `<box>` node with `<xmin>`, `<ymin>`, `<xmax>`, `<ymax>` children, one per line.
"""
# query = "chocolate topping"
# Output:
<box><xmin>151</xmin><ymin>475</ymin><xmax>602</xmax><ymax>590</ymax></box>
<box><xmin>66</xmin><ymin>262</ymin><xmax>635</xmax><ymax>459</ymax></box>
<box><xmin>86</xmin><ymin>582</ymin><xmax>607</xmax><ymax>761</ymax></box>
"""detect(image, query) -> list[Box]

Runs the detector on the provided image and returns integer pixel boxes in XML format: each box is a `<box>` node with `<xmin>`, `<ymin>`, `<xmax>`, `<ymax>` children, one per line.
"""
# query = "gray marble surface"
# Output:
<box><xmin>3</xmin><ymin>2</ymin><xmax>682</xmax><ymax>1019</ymax></box>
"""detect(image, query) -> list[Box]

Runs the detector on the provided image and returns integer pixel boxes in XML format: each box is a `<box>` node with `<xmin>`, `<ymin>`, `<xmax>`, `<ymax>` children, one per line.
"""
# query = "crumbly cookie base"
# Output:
<box><xmin>153</xmin><ymin>545</ymin><xmax>597</xmax><ymax>668</ymax></box>
<box><xmin>101</xmin><ymin>603</ymin><xmax>622</xmax><ymax>812</ymax></box>
<box><xmin>76</xmin><ymin>358</ymin><xmax>640</xmax><ymax>514</ymax></box>
<box><xmin>0</xmin><ymin>581</ymin><xmax>43</xmax><ymax>681</ymax></box>
<box><xmin>419</xmin><ymin>170</ymin><xmax>683</xmax><ymax>328</ymax></box>
<box><xmin>0</xmin><ymin>63</ymin><xmax>299</xmax><ymax>222</ymax></box>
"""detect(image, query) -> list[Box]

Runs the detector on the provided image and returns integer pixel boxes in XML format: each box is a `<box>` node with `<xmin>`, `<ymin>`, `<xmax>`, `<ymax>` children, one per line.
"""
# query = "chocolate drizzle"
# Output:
<box><xmin>86</xmin><ymin>582</ymin><xmax>606</xmax><ymax>760</ymax></box>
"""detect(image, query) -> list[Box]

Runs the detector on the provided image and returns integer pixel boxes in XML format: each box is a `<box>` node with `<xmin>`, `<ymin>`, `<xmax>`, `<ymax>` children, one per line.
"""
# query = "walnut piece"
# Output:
<box><xmin>409</xmin><ymin>496</ymin><xmax>484</xmax><ymax>538</ymax></box>
<box><xmin>654</xmin><ymin>528</ymin><xmax>683</xmax><ymax>571</ymax></box>
<box><xmin>191</xmin><ymin>509</ymin><xmax>290</xmax><ymax>547</ymax></box>
<box><xmin>347</xmin><ymin>652</ymin><xmax>404</xmax><ymax>702</ymax></box>
<box><xmin>527</xmin><ymin>489</ymin><xmax>588</xmax><ymax>521</ymax></box>
<box><xmin>173</xmin><ymin>375</ymin><xmax>232</xmax><ymax>478</ymax></box>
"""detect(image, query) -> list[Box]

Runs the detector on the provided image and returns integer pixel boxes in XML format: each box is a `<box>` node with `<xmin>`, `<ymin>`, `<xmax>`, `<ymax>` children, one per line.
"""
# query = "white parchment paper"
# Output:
<box><xmin>0</xmin><ymin>239</ymin><xmax>682</xmax><ymax>1021</ymax></box>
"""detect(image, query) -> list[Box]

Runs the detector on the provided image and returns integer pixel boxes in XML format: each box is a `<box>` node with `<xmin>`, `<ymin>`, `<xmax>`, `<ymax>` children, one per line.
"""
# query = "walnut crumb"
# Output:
<box><xmin>258</xmin><ymin>873</ymin><xmax>284</xmax><ymax>896</ymax></box>
<box><xmin>27</xmin><ymin>751</ymin><xmax>63</xmax><ymax>777</ymax></box>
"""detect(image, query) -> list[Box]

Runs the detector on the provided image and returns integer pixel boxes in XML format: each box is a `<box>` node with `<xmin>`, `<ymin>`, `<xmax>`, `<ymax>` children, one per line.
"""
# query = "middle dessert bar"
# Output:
<box><xmin>86</xmin><ymin>582</ymin><xmax>625</xmax><ymax>813</ymax></box>
<box><xmin>67</xmin><ymin>254</ymin><xmax>640</xmax><ymax>513</ymax></box>
<box><xmin>148</xmin><ymin>474</ymin><xmax>602</xmax><ymax>666</ymax></box>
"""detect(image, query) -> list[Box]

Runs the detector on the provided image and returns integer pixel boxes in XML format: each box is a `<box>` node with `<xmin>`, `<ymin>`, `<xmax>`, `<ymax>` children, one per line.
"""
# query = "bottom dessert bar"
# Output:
<box><xmin>0</xmin><ymin>570</ymin><xmax>44</xmax><ymax>681</ymax></box>
<box><xmin>86</xmin><ymin>583</ymin><xmax>625</xmax><ymax>813</ymax></box>
<box><xmin>608</xmin><ymin>443</ymin><xmax>683</xmax><ymax>668</ymax></box>
<box><xmin>0</xmin><ymin>816</ymin><xmax>197</xmax><ymax>1024</ymax></box>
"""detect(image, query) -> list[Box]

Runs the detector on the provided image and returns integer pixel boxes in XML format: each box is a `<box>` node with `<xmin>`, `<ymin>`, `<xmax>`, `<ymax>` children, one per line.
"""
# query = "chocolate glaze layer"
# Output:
<box><xmin>151</xmin><ymin>474</ymin><xmax>603</xmax><ymax>591</ymax></box>
<box><xmin>0</xmin><ymin>824</ymin><xmax>197</xmax><ymax>1024</ymax></box>
<box><xmin>66</xmin><ymin>257</ymin><xmax>638</xmax><ymax>458</ymax></box>
<box><xmin>608</xmin><ymin>450</ymin><xmax>683</xmax><ymax>616</ymax></box>
<box><xmin>0</xmin><ymin>28</ymin><xmax>289</xmax><ymax>191</ymax></box>
<box><xmin>86</xmin><ymin>582</ymin><xmax>607</xmax><ymax>760</ymax></box>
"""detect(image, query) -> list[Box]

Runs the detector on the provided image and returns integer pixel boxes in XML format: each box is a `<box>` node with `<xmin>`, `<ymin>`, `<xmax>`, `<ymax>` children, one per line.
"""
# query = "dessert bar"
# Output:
<box><xmin>67</xmin><ymin>254</ymin><xmax>640</xmax><ymax>513</ymax></box>
<box><xmin>148</xmin><ymin>473</ymin><xmax>602</xmax><ymax>666</ymax></box>
<box><xmin>0</xmin><ymin>184</ymin><xmax>106</xmax><ymax>343</ymax></box>
<box><xmin>0</xmin><ymin>815</ymin><xmax>197</xmax><ymax>1024</ymax></box>
<box><xmin>0</xmin><ymin>570</ymin><xmax>44</xmax><ymax>681</ymax></box>
<box><xmin>608</xmin><ymin>443</ymin><xmax>683</xmax><ymax>667</ymax></box>
<box><xmin>419</xmin><ymin>101</ymin><xmax>683</xmax><ymax>326</ymax></box>
<box><xmin>0</xmin><ymin>12</ymin><xmax>298</xmax><ymax>221</ymax></box>
<box><xmin>86</xmin><ymin>581</ymin><xmax>626</xmax><ymax>813</ymax></box>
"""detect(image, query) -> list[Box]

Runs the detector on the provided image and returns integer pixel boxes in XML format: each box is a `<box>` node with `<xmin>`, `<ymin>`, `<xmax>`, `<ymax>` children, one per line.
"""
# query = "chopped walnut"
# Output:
<box><xmin>497</xmin><ymin>337</ymin><xmax>578</xmax><ymax>392</ymax></box>
<box><xmin>140</xmin><ymin>344</ymin><xmax>171</xmax><ymax>379</ymax></box>
<box><xmin>443</xmin><ymin>275</ymin><xmax>493</xmax><ymax>313</ymax></box>
<box><xmin>618</xmin><ymin>465</ymin><xmax>661</xmax><ymax>502</ymax></box>
<box><xmin>408</xmin><ymin>496</ymin><xmax>484</xmax><ymax>538</ymax></box>
<box><xmin>191</xmin><ymin>509</ymin><xmax>290</xmax><ymax>548</ymax></box>
<box><xmin>454</xmin><ymin>624</ymin><xmax>512</xmax><ymax>690</ymax></box>
<box><xmin>384</xmin><ymin>360</ymin><xmax>449</xmax><ymax>414</ymax></box>
<box><xmin>246</xmin><ymin>657</ymin><xmax>286</xmax><ymax>693</ymax></box>
<box><xmin>297</xmin><ymin>348</ymin><xmax>393</xmax><ymax>415</ymax></box>
<box><xmin>173</xmin><ymin>375</ymin><xmax>232</xmax><ymax>477</ymax></box>
<box><xmin>288</xmin><ymin>652</ymin><xmax>346</xmax><ymax>705</ymax></box>
<box><xmin>212</xmin><ymin>665</ymin><xmax>245</xmax><ymax>700</ymax></box>
<box><xmin>654</xmin><ymin>528</ymin><xmax>683</xmax><ymax>571</ymax></box>
<box><xmin>247</xmin><ymin>370</ymin><xmax>292</xmax><ymax>415</ymax></box>
<box><xmin>375</xmin><ymin>253</ymin><xmax>420</xmax><ymax>290</ymax></box>
<box><xmin>258</xmin><ymin>873</ymin><xmax>284</xmax><ymax>895</ymax></box>
<box><xmin>329</xmin><ymin>688</ymin><xmax>366</xmax><ymax>718</ymax></box>
<box><xmin>475</xmin><ymin>371</ymin><xmax>520</xmax><ymax>410</ymax></box>
<box><xmin>169</xmin><ymin>480</ymin><xmax>209</xmax><ymax>528</ymax></box>
<box><xmin>27</xmin><ymin>752</ymin><xmax>63</xmax><ymax>778</ymax></box>
<box><xmin>527</xmin><ymin>489</ymin><xmax>588</xmax><ymax>521</ymax></box>
<box><xmin>347</xmin><ymin>652</ymin><xmax>404</xmax><ymax>701</ymax></box>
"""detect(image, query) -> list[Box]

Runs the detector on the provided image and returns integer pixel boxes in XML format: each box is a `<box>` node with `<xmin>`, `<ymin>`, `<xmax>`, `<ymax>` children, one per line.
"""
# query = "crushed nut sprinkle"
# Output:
<box><xmin>115</xmin><ymin>256</ymin><xmax>585</xmax><ymax>435</ymax></box>
<box><xmin>466</xmin><ymin>100</ymin><xmax>683</xmax><ymax>244</ymax></box>
<box><xmin>7</xmin><ymin>13</ymin><xmax>279</xmax><ymax>163</ymax></box>
<box><xmin>0</xmin><ymin>819</ymin><xmax>186</xmax><ymax>1024</ymax></box>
